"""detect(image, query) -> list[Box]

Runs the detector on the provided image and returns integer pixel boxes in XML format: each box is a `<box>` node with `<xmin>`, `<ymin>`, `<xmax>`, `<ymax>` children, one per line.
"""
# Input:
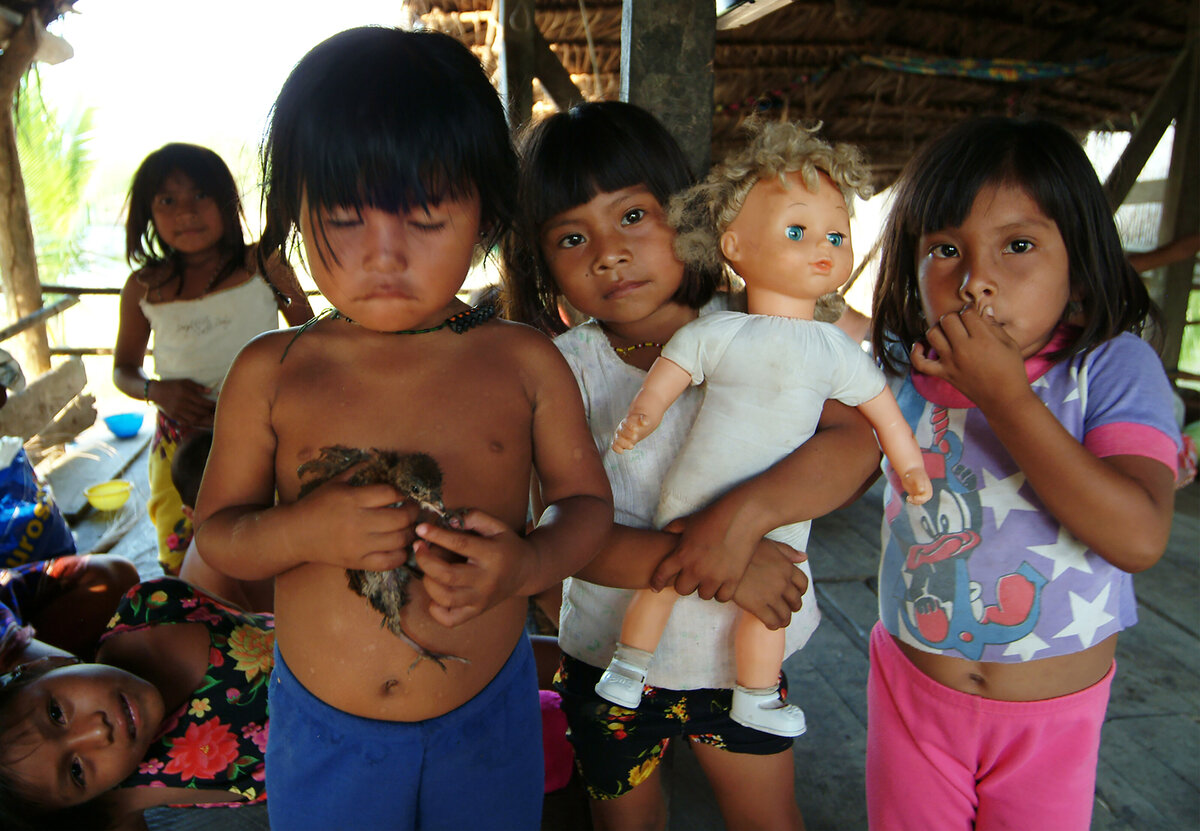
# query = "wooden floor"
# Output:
<box><xmin>50</xmin><ymin>431</ymin><xmax>1199</xmax><ymax>831</ymax></box>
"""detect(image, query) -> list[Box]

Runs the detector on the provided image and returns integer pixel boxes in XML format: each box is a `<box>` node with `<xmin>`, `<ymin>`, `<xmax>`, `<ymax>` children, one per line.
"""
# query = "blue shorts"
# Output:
<box><xmin>554</xmin><ymin>654</ymin><xmax>793</xmax><ymax>800</ymax></box>
<box><xmin>267</xmin><ymin>634</ymin><xmax>543</xmax><ymax>830</ymax></box>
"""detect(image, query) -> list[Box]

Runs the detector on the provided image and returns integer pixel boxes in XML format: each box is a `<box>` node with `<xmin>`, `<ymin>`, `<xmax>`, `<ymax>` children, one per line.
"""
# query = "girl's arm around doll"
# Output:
<box><xmin>655</xmin><ymin>398</ymin><xmax>882</xmax><ymax>601</ymax></box>
<box><xmin>575</xmin><ymin>526</ymin><xmax>808</xmax><ymax>630</ymax></box>
<box><xmin>577</xmin><ymin>399</ymin><xmax>878</xmax><ymax>614</ymax></box>
<box><xmin>915</xmin><ymin>307</ymin><xmax>1175</xmax><ymax>572</ymax></box>
<box><xmin>414</xmin><ymin>333</ymin><xmax>613</xmax><ymax>627</ymax></box>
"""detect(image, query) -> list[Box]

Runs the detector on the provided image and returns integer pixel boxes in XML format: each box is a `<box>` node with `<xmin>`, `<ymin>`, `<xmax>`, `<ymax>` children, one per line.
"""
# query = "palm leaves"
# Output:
<box><xmin>13</xmin><ymin>71</ymin><xmax>94</xmax><ymax>345</ymax></box>
<box><xmin>15</xmin><ymin>71</ymin><xmax>93</xmax><ymax>289</ymax></box>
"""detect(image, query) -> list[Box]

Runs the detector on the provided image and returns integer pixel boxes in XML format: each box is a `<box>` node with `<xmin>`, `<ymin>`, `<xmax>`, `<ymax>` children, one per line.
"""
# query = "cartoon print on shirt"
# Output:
<box><xmin>886</xmin><ymin>403</ymin><xmax>1048</xmax><ymax>660</ymax></box>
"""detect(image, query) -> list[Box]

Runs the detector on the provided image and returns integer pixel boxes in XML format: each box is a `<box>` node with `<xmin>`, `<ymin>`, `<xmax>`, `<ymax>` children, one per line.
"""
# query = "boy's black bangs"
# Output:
<box><xmin>293</xmin><ymin>80</ymin><xmax>480</xmax><ymax>219</ymax></box>
<box><xmin>262</xmin><ymin>28</ymin><xmax>517</xmax><ymax>272</ymax></box>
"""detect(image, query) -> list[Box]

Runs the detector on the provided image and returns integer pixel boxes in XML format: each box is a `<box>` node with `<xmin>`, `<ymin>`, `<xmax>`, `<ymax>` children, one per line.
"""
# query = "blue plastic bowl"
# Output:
<box><xmin>104</xmin><ymin>412</ymin><xmax>144</xmax><ymax>439</ymax></box>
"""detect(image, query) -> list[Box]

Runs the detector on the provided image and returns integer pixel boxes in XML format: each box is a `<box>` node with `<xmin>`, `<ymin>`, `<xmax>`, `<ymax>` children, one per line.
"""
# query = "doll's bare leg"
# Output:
<box><xmin>595</xmin><ymin>588</ymin><xmax>679</xmax><ymax>708</ymax></box>
<box><xmin>729</xmin><ymin>612</ymin><xmax>806</xmax><ymax>737</ymax></box>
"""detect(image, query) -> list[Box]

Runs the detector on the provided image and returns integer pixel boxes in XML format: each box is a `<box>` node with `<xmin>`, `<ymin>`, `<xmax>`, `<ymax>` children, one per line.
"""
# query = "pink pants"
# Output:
<box><xmin>866</xmin><ymin>622</ymin><xmax>1113</xmax><ymax>831</ymax></box>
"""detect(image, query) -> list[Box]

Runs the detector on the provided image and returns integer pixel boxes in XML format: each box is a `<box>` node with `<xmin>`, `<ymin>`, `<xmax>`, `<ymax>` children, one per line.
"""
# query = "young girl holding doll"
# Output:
<box><xmin>113</xmin><ymin>143</ymin><xmax>313</xmax><ymax>575</ymax></box>
<box><xmin>504</xmin><ymin>101</ymin><xmax>881</xmax><ymax>831</ymax></box>
<box><xmin>868</xmin><ymin>116</ymin><xmax>1180</xmax><ymax>830</ymax></box>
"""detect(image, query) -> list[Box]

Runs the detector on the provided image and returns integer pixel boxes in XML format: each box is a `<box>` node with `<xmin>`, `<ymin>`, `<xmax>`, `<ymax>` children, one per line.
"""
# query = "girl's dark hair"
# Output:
<box><xmin>502</xmin><ymin>101</ymin><xmax>723</xmax><ymax>334</ymax></box>
<box><xmin>124</xmin><ymin>142</ymin><xmax>247</xmax><ymax>294</ymax></box>
<box><xmin>0</xmin><ymin>663</ymin><xmax>114</xmax><ymax>830</ymax></box>
<box><xmin>258</xmin><ymin>26</ymin><xmax>516</xmax><ymax>276</ymax></box>
<box><xmin>871</xmin><ymin>116</ymin><xmax>1156</xmax><ymax>375</ymax></box>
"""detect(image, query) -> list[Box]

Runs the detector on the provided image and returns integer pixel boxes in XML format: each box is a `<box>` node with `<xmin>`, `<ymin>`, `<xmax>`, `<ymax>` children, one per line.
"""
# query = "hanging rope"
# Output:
<box><xmin>578</xmin><ymin>0</ymin><xmax>602</xmax><ymax>98</ymax></box>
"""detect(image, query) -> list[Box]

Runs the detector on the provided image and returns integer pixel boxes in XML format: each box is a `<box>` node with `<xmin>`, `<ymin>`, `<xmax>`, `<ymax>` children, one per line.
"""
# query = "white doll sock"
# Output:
<box><xmin>594</xmin><ymin>644</ymin><xmax>653</xmax><ymax>709</ymax></box>
<box><xmin>730</xmin><ymin>683</ymin><xmax>807</xmax><ymax>737</ymax></box>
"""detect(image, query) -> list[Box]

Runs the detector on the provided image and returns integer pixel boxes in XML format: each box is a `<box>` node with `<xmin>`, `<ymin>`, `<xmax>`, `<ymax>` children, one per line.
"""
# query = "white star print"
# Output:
<box><xmin>1052</xmin><ymin>584</ymin><xmax>1115</xmax><ymax>649</ymax></box>
<box><xmin>1067</xmin><ymin>363</ymin><xmax>1084</xmax><ymax>407</ymax></box>
<box><xmin>1030</xmin><ymin>526</ymin><xmax>1094</xmax><ymax>579</ymax></box>
<box><xmin>979</xmin><ymin>469</ymin><xmax>1037</xmax><ymax>528</ymax></box>
<box><xmin>1002</xmin><ymin>631</ymin><xmax>1050</xmax><ymax>661</ymax></box>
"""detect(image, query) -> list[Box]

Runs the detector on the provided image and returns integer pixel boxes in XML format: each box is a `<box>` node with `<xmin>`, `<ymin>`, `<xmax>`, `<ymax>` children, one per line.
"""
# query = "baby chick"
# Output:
<box><xmin>297</xmin><ymin>445</ymin><xmax>469</xmax><ymax>670</ymax></box>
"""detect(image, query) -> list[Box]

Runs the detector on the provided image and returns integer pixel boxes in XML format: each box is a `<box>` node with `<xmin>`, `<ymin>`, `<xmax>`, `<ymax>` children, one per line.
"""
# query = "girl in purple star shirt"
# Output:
<box><xmin>868</xmin><ymin>117</ymin><xmax>1180</xmax><ymax>831</ymax></box>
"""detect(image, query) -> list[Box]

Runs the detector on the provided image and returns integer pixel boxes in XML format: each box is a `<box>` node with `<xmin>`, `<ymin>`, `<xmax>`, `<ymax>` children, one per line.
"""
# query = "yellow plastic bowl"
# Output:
<box><xmin>85</xmin><ymin>480</ymin><xmax>133</xmax><ymax>512</ymax></box>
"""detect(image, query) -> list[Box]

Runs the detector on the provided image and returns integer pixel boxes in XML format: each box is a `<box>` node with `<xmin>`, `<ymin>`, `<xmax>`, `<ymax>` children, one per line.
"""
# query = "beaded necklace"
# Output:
<box><xmin>280</xmin><ymin>303</ymin><xmax>496</xmax><ymax>362</ymax></box>
<box><xmin>332</xmin><ymin>303</ymin><xmax>496</xmax><ymax>334</ymax></box>
<box><xmin>612</xmin><ymin>340</ymin><xmax>662</xmax><ymax>356</ymax></box>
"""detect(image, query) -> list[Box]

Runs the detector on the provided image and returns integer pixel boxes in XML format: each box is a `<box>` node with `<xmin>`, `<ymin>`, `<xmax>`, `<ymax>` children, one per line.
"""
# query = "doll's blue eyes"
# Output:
<box><xmin>785</xmin><ymin>226</ymin><xmax>845</xmax><ymax>247</ymax></box>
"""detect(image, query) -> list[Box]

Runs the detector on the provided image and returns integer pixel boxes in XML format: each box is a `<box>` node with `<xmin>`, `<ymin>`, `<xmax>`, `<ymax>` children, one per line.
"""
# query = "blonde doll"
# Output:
<box><xmin>598</xmin><ymin>122</ymin><xmax>931</xmax><ymax>736</ymax></box>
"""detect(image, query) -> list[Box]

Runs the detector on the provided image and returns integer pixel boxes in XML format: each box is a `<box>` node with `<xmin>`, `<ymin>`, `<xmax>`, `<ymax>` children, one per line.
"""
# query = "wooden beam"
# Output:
<box><xmin>0</xmin><ymin>295</ymin><xmax>77</xmax><ymax>342</ymax></box>
<box><xmin>22</xmin><ymin>392</ymin><xmax>96</xmax><ymax>467</ymax></box>
<box><xmin>498</xmin><ymin>0</ymin><xmax>536</xmax><ymax>130</ymax></box>
<box><xmin>1104</xmin><ymin>47</ymin><xmax>1192</xmax><ymax>210</ymax></box>
<box><xmin>1156</xmin><ymin>44</ymin><xmax>1199</xmax><ymax>375</ymax></box>
<box><xmin>533</xmin><ymin>29</ymin><xmax>584</xmax><ymax>111</ymax></box>
<box><xmin>0</xmin><ymin>356</ymin><xmax>85</xmax><ymax>440</ymax></box>
<box><xmin>621</xmin><ymin>0</ymin><xmax>716</xmax><ymax>178</ymax></box>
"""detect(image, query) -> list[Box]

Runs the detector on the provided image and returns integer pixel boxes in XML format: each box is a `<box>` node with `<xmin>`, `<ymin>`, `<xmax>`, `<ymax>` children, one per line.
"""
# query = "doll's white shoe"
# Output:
<box><xmin>730</xmin><ymin>684</ymin><xmax>807</xmax><ymax>737</ymax></box>
<box><xmin>595</xmin><ymin>650</ymin><xmax>651</xmax><ymax>709</ymax></box>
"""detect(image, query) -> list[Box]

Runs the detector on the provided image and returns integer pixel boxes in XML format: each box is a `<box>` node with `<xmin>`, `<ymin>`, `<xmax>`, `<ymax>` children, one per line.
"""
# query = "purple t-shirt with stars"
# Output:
<box><xmin>879</xmin><ymin>330</ymin><xmax>1180</xmax><ymax>662</ymax></box>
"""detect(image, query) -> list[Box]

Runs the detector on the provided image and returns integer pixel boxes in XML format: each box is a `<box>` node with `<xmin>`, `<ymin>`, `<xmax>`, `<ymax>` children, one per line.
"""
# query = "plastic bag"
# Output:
<box><xmin>0</xmin><ymin>436</ymin><xmax>76</xmax><ymax>567</ymax></box>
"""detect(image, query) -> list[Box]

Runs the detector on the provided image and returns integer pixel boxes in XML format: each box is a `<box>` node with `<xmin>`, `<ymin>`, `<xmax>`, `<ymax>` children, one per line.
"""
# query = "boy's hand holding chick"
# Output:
<box><xmin>284</xmin><ymin>466</ymin><xmax>421</xmax><ymax>575</ymax></box>
<box><xmin>415</xmin><ymin>511</ymin><xmax>538</xmax><ymax>628</ymax></box>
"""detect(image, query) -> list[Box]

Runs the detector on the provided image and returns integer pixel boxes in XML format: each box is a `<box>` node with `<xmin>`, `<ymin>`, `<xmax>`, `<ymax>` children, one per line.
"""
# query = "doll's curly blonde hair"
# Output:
<box><xmin>670</xmin><ymin>120</ymin><xmax>873</xmax><ymax>272</ymax></box>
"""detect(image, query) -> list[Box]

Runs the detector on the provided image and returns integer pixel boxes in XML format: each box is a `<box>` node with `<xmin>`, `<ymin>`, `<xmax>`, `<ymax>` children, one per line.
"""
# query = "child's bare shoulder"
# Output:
<box><xmin>478</xmin><ymin>318</ymin><xmax>563</xmax><ymax>362</ymax></box>
<box><xmin>123</xmin><ymin>267</ymin><xmax>156</xmax><ymax>298</ymax></box>
<box><xmin>220</xmin><ymin>326</ymin><xmax>309</xmax><ymax>395</ymax></box>
<box><xmin>233</xmin><ymin>325</ymin><xmax>303</xmax><ymax>365</ymax></box>
<box><xmin>473</xmin><ymin>319</ymin><xmax>582</xmax><ymax>400</ymax></box>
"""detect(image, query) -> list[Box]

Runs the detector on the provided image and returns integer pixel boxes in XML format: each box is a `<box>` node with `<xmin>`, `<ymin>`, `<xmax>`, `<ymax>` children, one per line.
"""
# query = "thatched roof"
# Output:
<box><xmin>413</xmin><ymin>0</ymin><xmax>1192</xmax><ymax>189</ymax></box>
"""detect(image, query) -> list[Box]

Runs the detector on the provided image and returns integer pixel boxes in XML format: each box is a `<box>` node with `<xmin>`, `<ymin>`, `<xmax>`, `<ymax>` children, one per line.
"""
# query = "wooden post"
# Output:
<box><xmin>1156</xmin><ymin>44</ymin><xmax>1199</xmax><ymax>376</ymax></box>
<box><xmin>620</xmin><ymin>0</ymin><xmax>715</xmax><ymax>178</ymax></box>
<box><xmin>533</xmin><ymin>29</ymin><xmax>584</xmax><ymax>111</ymax></box>
<box><xmin>1103</xmin><ymin>47</ymin><xmax>1190</xmax><ymax>211</ymax></box>
<box><xmin>498</xmin><ymin>0</ymin><xmax>536</xmax><ymax>130</ymax></box>
<box><xmin>0</xmin><ymin>14</ymin><xmax>50</xmax><ymax>375</ymax></box>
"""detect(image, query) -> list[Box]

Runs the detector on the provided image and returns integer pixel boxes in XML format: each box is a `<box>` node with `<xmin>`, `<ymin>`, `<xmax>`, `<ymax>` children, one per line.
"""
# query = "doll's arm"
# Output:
<box><xmin>857</xmin><ymin>390</ymin><xmax>932</xmax><ymax>504</ymax></box>
<box><xmin>612</xmin><ymin>357</ymin><xmax>693</xmax><ymax>453</ymax></box>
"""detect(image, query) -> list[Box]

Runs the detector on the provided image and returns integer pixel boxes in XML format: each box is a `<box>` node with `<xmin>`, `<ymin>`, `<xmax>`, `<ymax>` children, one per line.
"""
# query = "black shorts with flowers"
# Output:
<box><xmin>553</xmin><ymin>653</ymin><xmax>793</xmax><ymax>800</ymax></box>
